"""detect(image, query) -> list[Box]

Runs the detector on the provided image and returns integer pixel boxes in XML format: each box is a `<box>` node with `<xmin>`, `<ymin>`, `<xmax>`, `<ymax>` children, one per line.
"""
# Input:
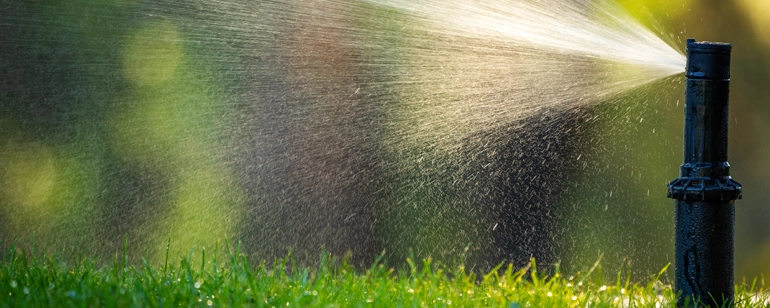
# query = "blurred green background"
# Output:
<box><xmin>1</xmin><ymin>0</ymin><xmax>768</xmax><ymax>279</ymax></box>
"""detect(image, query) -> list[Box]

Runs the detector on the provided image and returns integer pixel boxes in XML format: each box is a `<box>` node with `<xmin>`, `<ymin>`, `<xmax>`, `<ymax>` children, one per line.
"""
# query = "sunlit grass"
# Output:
<box><xmin>0</xmin><ymin>240</ymin><xmax>767</xmax><ymax>307</ymax></box>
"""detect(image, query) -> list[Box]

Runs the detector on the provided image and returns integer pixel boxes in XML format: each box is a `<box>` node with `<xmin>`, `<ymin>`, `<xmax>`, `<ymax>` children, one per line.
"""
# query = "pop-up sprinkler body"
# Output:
<box><xmin>668</xmin><ymin>39</ymin><xmax>741</xmax><ymax>307</ymax></box>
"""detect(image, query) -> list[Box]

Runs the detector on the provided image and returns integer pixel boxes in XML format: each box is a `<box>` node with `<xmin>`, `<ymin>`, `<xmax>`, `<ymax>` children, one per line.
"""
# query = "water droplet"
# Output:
<box><xmin>10</xmin><ymin>280</ymin><xmax>17</xmax><ymax>288</ymax></box>
<box><xmin>23</xmin><ymin>287</ymin><xmax>29</xmax><ymax>295</ymax></box>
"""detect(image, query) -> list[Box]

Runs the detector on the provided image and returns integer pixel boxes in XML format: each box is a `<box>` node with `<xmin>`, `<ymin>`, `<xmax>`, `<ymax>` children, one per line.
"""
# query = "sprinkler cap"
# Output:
<box><xmin>686</xmin><ymin>39</ymin><xmax>731</xmax><ymax>80</ymax></box>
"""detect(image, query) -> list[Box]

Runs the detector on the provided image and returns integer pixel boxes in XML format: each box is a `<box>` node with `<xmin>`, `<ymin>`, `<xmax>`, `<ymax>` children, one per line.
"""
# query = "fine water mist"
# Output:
<box><xmin>1</xmin><ymin>0</ymin><xmax>684</xmax><ymax>275</ymax></box>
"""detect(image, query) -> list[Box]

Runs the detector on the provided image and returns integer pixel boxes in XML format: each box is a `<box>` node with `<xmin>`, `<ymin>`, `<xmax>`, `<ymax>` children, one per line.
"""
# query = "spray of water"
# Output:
<box><xmin>0</xmin><ymin>0</ymin><xmax>684</xmax><ymax>271</ymax></box>
<box><xmin>365</xmin><ymin>0</ymin><xmax>683</xmax><ymax>143</ymax></box>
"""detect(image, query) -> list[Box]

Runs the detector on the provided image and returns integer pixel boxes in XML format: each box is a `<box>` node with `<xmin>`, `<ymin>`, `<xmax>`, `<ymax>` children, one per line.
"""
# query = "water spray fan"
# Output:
<box><xmin>668</xmin><ymin>39</ymin><xmax>742</xmax><ymax>307</ymax></box>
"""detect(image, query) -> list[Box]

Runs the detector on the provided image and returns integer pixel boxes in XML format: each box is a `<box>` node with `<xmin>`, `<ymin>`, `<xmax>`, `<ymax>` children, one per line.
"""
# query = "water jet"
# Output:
<box><xmin>668</xmin><ymin>38</ymin><xmax>741</xmax><ymax>307</ymax></box>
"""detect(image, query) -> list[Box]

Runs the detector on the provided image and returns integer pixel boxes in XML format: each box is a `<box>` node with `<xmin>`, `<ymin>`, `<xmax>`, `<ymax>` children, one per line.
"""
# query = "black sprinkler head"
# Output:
<box><xmin>684</xmin><ymin>39</ymin><xmax>731</xmax><ymax>80</ymax></box>
<box><xmin>668</xmin><ymin>38</ymin><xmax>741</xmax><ymax>307</ymax></box>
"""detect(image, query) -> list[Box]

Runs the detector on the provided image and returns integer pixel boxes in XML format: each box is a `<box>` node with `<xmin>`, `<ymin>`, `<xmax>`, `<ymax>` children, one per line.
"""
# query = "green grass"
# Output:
<box><xmin>0</xmin><ymin>241</ymin><xmax>767</xmax><ymax>307</ymax></box>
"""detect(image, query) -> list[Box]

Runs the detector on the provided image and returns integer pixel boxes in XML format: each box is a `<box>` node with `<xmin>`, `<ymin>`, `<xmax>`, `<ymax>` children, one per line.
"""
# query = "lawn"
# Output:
<box><xmin>0</xmin><ymin>241</ymin><xmax>766</xmax><ymax>307</ymax></box>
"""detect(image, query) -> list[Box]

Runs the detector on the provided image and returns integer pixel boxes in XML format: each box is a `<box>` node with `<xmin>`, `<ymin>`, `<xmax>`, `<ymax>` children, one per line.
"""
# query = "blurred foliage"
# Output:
<box><xmin>1</xmin><ymin>0</ymin><xmax>244</xmax><ymax>265</ymax></box>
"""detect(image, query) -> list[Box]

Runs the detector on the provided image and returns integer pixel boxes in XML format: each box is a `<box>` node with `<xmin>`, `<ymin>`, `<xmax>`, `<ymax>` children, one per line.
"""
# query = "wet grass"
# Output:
<box><xmin>0</xmin><ymin>240</ymin><xmax>766</xmax><ymax>307</ymax></box>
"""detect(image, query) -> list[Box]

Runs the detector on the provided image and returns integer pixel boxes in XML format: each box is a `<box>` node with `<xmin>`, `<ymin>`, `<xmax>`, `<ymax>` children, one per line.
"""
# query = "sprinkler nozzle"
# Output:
<box><xmin>683</xmin><ymin>39</ymin><xmax>731</xmax><ymax>80</ymax></box>
<box><xmin>668</xmin><ymin>38</ymin><xmax>741</xmax><ymax>307</ymax></box>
